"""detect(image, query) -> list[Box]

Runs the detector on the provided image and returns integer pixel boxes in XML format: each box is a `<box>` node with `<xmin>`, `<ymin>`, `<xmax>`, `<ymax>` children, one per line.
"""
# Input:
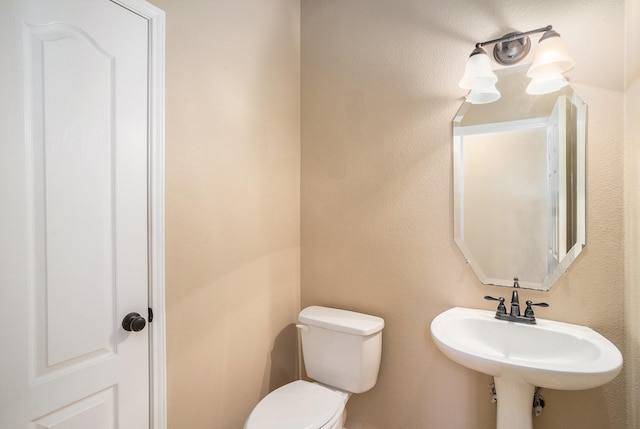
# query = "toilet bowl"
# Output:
<box><xmin>243</xmin><ymin>306</ymin><xmax>384</xmax><ymax>429</ymax></box>
<box><xmin>243</xmin><ymin>380</ymin><xmax>349</xmax><ymax>429</ymax></box>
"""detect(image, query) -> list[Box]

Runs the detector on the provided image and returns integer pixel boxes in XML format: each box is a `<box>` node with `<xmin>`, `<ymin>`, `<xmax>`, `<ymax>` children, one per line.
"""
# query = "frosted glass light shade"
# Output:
<box><xmin>465</xmin><ymin>85</ymin><xmax>501</xmax><ymax>104</ymax></box>
<box><xmin>459</xmin><ymin>48</ymin><xmax>498</xmax><ymax>90</ymax></box>
<box><xmin>527</xmin><ymin>31</ymin><xmax>575</xmax><ymax>77</ymax></box>
<box><xmin>526</xmin><ymin>73</ymin><xmax>569</xmax><ymax>95</ymax></box>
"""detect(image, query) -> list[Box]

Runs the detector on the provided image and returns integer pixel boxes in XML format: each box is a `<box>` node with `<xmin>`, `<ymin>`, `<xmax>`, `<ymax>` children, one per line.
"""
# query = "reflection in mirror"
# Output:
<box><xmin>453</xmin><ymin>66</ymin><xmax>586</xmax><ymax>291</ymax></box>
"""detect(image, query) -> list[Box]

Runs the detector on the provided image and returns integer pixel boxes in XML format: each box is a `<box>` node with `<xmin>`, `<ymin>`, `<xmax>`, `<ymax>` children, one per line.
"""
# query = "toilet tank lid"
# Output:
<box><xmin>298</xmin><ymin>306</ymin><xmax>384</xmax><ymax>336</ymax></box>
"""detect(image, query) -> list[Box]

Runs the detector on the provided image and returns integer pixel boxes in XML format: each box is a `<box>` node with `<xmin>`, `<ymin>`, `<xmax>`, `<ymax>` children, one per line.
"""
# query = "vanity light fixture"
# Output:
<box><xmin>459</xmin><ymin>25</ymin><xmax>575</xmax><ymax>103</ymax></box>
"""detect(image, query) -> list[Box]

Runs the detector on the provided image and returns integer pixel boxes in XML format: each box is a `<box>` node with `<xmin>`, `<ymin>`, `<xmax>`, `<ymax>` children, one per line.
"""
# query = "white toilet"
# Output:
<box><xmin>244</xmin><ymin>306</ymin><xmax>385</xmax><ymax>429</ymax></box>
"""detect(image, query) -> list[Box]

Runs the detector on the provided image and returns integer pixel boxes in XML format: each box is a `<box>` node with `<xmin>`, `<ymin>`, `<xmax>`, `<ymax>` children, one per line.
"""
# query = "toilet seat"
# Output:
<box><xmin>244</xmin><ymin>380</ymin><xmax>346</xmax><ymax>429</ymax></box>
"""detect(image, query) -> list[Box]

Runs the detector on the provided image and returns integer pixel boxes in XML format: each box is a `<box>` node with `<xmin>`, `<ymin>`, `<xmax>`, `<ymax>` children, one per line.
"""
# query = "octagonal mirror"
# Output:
<box><xmin>453</xmin><ymin>66</ymin><xmax>586</xmax><ymax>291</ymax></box>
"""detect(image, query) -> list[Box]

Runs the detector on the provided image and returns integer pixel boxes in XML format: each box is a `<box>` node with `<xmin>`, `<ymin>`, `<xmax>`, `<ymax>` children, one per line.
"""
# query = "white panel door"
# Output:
<box><xmin>0</xmin><ymin>0</ymin><xmax>151</xmax><ymax>427</ymax></box>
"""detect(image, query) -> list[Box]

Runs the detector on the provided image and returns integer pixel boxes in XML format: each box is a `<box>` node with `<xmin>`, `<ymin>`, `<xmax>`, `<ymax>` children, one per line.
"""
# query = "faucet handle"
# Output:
<box><xmin>524</xmin><ymin>301</ymin><xmax>549</xmax><ymax>318</ymax></box>
<box><xmin>484</xmin><ymin>296</ymin><xmax>507</xmax><ymax>314</ymax></box>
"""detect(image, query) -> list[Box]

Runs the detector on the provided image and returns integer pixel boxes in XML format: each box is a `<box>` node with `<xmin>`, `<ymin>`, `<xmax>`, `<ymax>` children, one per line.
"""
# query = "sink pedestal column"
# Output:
<box><xmin>494</xmin><ymin>377</ymin><xmax>535</xmax><ymax>429</ymax></box>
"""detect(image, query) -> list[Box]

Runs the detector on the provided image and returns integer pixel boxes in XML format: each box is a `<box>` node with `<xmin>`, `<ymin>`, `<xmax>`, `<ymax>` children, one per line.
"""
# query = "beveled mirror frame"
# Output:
<box><xmin>453</xmin><ymin>66</ymin><xmax>587</xmax><ymax>291</ymax></box>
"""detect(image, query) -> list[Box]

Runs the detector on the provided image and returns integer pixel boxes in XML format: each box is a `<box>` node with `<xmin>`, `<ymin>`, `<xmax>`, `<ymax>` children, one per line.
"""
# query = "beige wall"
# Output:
<box><xmin>150</xmin><ymin>0</ymin><xmax>301</xmax><ymax>428</ymax></box>
<box><xmin>625</xmin><ymin>0</ymin><xmax>640</xmax><ymax>426</ymax></box>
<box><xmin>301</xmin><ymin>0</ymin><xmax>627</xmax><ymax>428</ymax></box>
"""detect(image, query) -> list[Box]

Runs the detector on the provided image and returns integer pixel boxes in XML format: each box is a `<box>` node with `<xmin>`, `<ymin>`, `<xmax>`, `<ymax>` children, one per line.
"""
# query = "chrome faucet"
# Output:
<box><xmin>510</xmin><ymin>278</ymin><xmax>521</xmax><ymax>317</ymax></box>
<box><xmin>484</xmin><ymin>278</ymin><xmax>549</xmax><ymax>324</ymax></box>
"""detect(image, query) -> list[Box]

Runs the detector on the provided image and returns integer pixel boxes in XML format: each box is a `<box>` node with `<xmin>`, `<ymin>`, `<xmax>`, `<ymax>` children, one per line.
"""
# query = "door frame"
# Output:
<box><xmin>111</xmin><ymin>1</ymin><xmax>166</xmax><ymax>428</ymax></box>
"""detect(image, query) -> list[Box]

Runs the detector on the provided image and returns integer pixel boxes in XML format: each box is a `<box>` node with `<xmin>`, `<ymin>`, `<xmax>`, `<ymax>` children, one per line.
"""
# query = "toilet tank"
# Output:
<box><xmin>298</xmin><ymin>306</ymin><xmax>384</xmax><ymax>394</ymax></box>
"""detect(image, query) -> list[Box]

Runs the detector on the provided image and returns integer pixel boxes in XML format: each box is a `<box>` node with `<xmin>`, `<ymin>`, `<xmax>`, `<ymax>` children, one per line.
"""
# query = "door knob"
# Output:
<box><xmin>122</xmin><ymin>312</ymin><xmax>146</xmax><ymax>332</ymax></box>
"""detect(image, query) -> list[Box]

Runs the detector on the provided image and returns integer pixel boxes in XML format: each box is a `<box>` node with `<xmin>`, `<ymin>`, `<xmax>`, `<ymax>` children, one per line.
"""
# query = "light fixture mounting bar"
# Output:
<box><xmin>475</xmin><ymin>25</ymin><xmax>552</xmax><ymax>49</ymax></box>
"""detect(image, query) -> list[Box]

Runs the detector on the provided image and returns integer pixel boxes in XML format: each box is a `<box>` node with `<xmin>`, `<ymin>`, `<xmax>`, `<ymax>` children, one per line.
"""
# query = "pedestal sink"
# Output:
<box><xmin>430</xmin><ymin>307</ymin><xmax>623</xmax><ymax>429</ymax></box>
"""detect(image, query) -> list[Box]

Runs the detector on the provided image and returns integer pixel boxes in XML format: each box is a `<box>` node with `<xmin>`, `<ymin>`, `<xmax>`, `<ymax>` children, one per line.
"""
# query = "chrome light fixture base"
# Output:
<box><xmin>492</xmin><ymin>32</ymin><xmax>531</xmax><ymax>65</ymax></box>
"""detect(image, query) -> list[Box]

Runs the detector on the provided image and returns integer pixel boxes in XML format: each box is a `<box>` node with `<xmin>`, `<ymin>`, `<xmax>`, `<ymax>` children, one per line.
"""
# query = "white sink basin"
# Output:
<box><xmin>431</xmin><ymin>307</ymin><xmax>622</xmax><ymax>428</ymax></box>
<box><xmin>431</xmin><ymin>307</ymin><xmax>622</xmax><ymax>390</ymax></box>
